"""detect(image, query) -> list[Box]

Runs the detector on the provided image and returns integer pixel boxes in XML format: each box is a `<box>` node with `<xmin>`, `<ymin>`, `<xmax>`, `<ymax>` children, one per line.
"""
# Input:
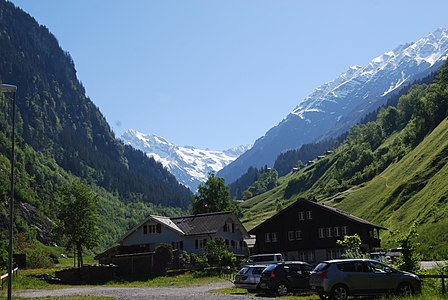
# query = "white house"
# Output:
<box><xmin>98</xmin><ymin>211</ymin><xmax>250</xmax><ymax>261</ymax></box>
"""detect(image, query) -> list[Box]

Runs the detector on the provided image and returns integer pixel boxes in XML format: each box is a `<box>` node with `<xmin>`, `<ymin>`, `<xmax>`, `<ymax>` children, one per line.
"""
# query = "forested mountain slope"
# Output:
<box><xmin>0</xmin><ymin>1</ymin><xmax>190</xmax><ymax>250</ymax></box>
<box><xmin>241</xmin><ymin>62</ymin><xmax>448</xmax><ymax>259</ymax></box>
<box><xmin>0</xmin><ymin>1</ymin><xmax>191</xmax><ymax>208</ymax></box>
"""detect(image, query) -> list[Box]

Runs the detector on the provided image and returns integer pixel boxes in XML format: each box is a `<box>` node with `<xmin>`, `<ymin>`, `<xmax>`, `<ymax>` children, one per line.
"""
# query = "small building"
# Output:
<box><xmin>96</xmin><ymin>211</ymin><xmax>250</xmax><ymax>266</ymax></box>
<box><xmin>249</xmin><ymin>198</ymin><xmax>386</xmax><ymax>264</ymax></box>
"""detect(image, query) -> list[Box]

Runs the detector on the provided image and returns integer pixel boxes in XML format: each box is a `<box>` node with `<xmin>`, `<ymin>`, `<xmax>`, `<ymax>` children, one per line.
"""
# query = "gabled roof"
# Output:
<box><xmin>170</xmin><ymin>211</ymin><xmax>248</xmax><ymax>236</ymax></box>
<box><xmin>249</xmin><ymin>198</ymin><xmax>386</xmax><ymax>234</ymax></box>
<box><xmin>119</xmin><ymin>211</ymin><xmax>249</xmax><ymax>244</ymax></box>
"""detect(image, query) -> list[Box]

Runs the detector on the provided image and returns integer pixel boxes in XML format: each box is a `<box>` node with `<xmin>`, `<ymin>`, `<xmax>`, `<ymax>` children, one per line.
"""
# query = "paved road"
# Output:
<box><xmin>14</xmin><ymin>281</ymin><xmax>276</xmax><ymax>300</ymax></box>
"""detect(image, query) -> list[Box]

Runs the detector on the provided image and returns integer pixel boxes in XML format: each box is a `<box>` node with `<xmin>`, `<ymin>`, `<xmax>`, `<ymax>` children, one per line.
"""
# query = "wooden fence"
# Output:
<box><xmin>0</xmin><ymin>267</ymin><xmax>18</xmax><ymax>290</ymax></box>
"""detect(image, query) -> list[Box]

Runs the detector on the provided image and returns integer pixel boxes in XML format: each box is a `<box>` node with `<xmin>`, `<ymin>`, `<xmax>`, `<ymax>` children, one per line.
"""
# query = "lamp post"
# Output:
<box><xmin>0</xmin><ymin>83</ymin><xmax>17</xmax><ymax>300</ymax></box>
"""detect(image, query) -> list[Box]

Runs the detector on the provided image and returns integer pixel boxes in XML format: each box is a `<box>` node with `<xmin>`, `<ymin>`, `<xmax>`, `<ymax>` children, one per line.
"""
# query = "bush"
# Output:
<box><xmin>25</xmin><ymin>248</ymin><xmax>53</xmax><ymax>269</ymax></box>
<box><xmin>154</xmin><ymin>243</ymin><xmax>173</xmax><ymax>276</ymax></box>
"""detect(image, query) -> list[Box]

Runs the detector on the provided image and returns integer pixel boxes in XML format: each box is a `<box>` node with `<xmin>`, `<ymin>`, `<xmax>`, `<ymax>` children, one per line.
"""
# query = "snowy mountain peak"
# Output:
<box><xmin>292</xmin><ymin>28</ymin><xmax>448</xmax><ymax>120</ymax></box>
<box><xmin>121</xmin><ymin>129</ymin><xmax>251</xmax><ymax>191</ymax></box>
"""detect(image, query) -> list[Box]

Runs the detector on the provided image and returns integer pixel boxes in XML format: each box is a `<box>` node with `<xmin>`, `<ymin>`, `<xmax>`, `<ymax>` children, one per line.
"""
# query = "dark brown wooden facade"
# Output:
<box><xmin>249</xmin><ymin>199</ymin><xmax>386</xmax><ymax>264</ymax></box>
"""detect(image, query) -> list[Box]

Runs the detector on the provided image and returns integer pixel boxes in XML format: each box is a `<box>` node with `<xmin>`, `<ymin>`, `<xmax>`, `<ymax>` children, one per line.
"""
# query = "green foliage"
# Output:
<box><xmin>191</xmin><ymin>173</ymin><xmax>238</xmax><ymax>215</ymax></box>
<box><xmin>24</xmin><ymin>247</ymin><xmax>53</xmax><ymax>268</ymax></box>
<box><xmin>178</xmin><ymin>250</ymin><xmax>191</xmax><ymax>267</ymax></box>
<box><xmin>154</xmin><ymin>243</ymin><xmax>173</xmax><ymax>275</ymax></box>
<box><xmin>57</xmin><ymin>180</ymin><xmax>99</xmax><ymax>267</ymax></box>
<box><xmin>204</xmin><ymin>239</ymin><xmax>236</xmax><ymax>267</ymax></box>
<box><xmin>0</xmin><ymin>236</ymin><xmax>8</xmax><ymax>270</ymax></box>
<box><xmin>393</xmin><ymin>226</ymin><xmax>421</xmax><ymax>273</ymax></box>
<box><xmin>337</xmin><ymin>234</ymin><xmax>368</xmax><ymax>259</ymax></box>
<box><xmin>274</xmin><ymin>135</ymin><xmax>345</xmax><ymax>176</ymax></box>
<box><xmin>244</xmin><ymin>167</ymin><xmax>278</xmax><ymax>199</ymax></box>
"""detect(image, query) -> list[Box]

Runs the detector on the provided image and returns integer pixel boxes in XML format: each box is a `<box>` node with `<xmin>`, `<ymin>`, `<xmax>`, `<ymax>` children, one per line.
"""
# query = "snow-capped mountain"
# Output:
<box><xmin>121</xmin><ymin>129</ymin><xmax>251</xmax><ymax>192</ymax></box>
<box><xmin>218</xmin><ymin>28</ymin><xmax>448</xmax><ymax>184</ymax></box>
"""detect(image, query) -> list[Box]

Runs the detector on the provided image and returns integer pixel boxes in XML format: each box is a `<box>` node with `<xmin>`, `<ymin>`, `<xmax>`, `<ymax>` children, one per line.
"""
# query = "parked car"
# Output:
<box><xmin>309</xmin><ymin>259</ymin><xmax>421</xmax><ymax>300</ymax></box>
<box><xmin>233</xmin><ymin>264</ymin><xmax>267</xmax><ymax>292</ymax></box>
<box><xmin>259</xmin><ymin>261</ymin><xmax>314</xmax><ymax>296</ymax></box>
<box><xmin>243</xmin><ymin>253</ymin><xmax>283</xmax><ymax>266</ymax></box>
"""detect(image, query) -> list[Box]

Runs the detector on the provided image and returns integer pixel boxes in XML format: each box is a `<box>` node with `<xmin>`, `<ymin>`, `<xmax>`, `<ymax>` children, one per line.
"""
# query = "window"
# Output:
<box><xmin>318</xmin><ymin>228</ymin><xmax>325</xmax><ymax>238</ymax></box>
<box><xmin>144</xmin><ymin>224</ymin><xmax>161</xmax><ymax>234</ymax></box>
<box><xmin>342</xmin><ymin>226</ymin><xmax>348</xmax><ymax>236</ymax></box>
<box><xmin>298</xmin><ymin>250</ymin><xmax>315</xmax><ymax>262</ymax></box>
<box><xmin>298</xmin><ymin>211</ymin><xmax>305</xmax><ymax>220</ymax></box>
<box><xmin>232</xmin><ymin>223</ymin><xmax>235</xmax><ymax>233</ymax></box>
<box><xmin>334</xmin><ymin>227</ymin><xmax>340</xmax><ymax>237</ymax></box>
<box><xmin>171</xmin><ymin>241</ymin><xmax>184</xmax><ymax>250</ymax></box>
<box><xmin>295</xmin><ymin>230</ymin><xmax>302</xmax><ymax>240</ymax></box>
<box><xmin>265</xmin><ymin>233</ymin><xmax>271</xmax><ymax>243</ymax></box>
<box><xmin>271</xmin><ymin>232</ymin><xmax>278</xmax><ymax>242</ymax></box>
<box><xmin>288</xmin><ymin>231</ymin><xmax>295</xmax><ymax>241</ymax></box>
<box><xmin>306</xmin><ymin>211</ymin><xmax>313</xmax><ymax>220</ymax></box>
<box><xmin>326</xmin><ymin>227</ymin><xmax>333</xmax><ymax>237</ymax></box>
<box><xmin>195</xmin><ymin>239</ymin><xmax>207</xmax><ymax>249</ymax></box>
<box><xmin>326</xmin><ymin>249</ymin><xmax>342</xmax><ymax>259</ymax></box>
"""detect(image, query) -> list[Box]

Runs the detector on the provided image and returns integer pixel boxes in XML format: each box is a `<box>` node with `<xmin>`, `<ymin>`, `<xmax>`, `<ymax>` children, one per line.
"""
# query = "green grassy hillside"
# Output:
<box><xmin>332</xmin><ymin>117</ymin><xmax>448</xmax><ymax>258</ymax></box>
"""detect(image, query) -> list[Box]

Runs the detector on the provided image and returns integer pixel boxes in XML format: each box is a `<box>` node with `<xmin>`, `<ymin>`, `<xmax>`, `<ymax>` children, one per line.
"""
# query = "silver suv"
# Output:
<box><xmin>309</xmin><ymin>259</ymin><xmax>421</xmax><ymax>300</ymax></box>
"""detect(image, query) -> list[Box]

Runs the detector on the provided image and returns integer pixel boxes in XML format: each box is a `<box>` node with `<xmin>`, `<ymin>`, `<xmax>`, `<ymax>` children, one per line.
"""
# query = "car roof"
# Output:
<box><xmin>274</xmin><ymin>261</ymin><xmax>312</xmax><ymax>266</ymax></box>
<box><xmin>250</xmin><ymin>253</ymin><xmax>282</xmax><ymax>257</ymax></box>
<box><xmin>322</xmin><ymin>258</ymin><xmax>380</xmax><ymax>264</ymax></box>
<box><xmin>245</xmin><ymin>264</ymin><xmax>269</xmax><ymax>268</ymax></box>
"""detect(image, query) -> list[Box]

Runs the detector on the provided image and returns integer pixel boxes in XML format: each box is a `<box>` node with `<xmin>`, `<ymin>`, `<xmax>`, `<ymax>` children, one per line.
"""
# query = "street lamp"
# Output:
<box><xmin>0</xmin><ymin>83</ymin><xmax>17</xmax><ymax>300</ymax></box>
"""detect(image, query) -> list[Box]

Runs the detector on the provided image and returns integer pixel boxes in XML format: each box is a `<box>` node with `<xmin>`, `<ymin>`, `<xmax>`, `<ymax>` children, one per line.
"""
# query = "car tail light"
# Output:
<box><xmin>271</xmin><ymin>270</ymin><xmax>276</xmax><ymax>279</ymax></box>
<box><xmin>241</xmin><ymin>276</ymin><xmax>248</xmax><ymax>280</ymax></box>
<box><xmin>319</xmin><ymin>270</ymin><xmax>328</xmax><ymax>279</ymax></box>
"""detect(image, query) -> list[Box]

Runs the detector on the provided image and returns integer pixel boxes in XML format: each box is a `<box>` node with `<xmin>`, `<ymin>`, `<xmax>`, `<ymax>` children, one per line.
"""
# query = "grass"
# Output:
<box><xmin>2</xmin><ymin>268</ymin><xmax>227</xmax><ymax>291</ymax></box>
<box><xmin>104</xmin><ymin>271</ymin><xmax>226</xmax><ymax>287</ymax></box>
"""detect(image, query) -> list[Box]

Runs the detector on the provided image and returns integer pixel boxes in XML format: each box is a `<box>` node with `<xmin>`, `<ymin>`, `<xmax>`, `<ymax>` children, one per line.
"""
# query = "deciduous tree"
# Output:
<box><xmin>191</xmin><ymin>173</ymin><xmax>237</xmax><ymax>215</ymax></box>
<box><xmin>58</xmin><ymin>180</ymin><xmax>99</xmax><ymax>268</ymax></box>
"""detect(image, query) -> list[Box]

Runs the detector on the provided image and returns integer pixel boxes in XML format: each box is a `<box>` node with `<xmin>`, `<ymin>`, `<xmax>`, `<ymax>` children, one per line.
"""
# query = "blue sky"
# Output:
<box><xmin>10</xmin><ymin>0</ymin><xmax>448</xmax><ymax>150</ymax></box>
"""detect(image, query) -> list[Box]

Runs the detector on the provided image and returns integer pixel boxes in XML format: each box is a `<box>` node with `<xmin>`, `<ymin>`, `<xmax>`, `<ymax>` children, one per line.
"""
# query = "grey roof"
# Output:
<box><xmin>170</xmin><ymin>211</ymin><xmax>244</xmax><ymax>235</ymax></box>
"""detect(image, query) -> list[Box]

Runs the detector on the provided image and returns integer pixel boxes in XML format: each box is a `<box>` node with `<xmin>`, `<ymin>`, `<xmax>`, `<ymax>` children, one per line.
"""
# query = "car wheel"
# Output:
<box><xmin>275</xmin><ymin>282</ymin><xmax>289</xmax><ymax>296</ymax></box>
<box><xmin>330</xmin><ymin>284</ymin><xmax>349</xmax><ymax>300</ymax></box>
<box><xmin>396</xmin><ymin>282</ymin><xmax>414</xmax><ymax>296</ymax></box>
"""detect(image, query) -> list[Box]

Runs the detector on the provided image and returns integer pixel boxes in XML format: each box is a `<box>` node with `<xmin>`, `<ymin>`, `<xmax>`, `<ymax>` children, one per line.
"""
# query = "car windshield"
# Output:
<box><xmin>237</xmin><ymin>267</ymin><xmax>250</xmax><ymax>275</ymax></box>
<box><xmin>251</xmin><ymin>255</ymin><xmax>274</xmax><ymax>262</ymax></box>
<box><xmin>252</xmin><ymin>267</ymin><xmax>266</xmax><ymax>274</ymax></box>
<box><xmin>264</xmin><ymin>264</ymin><xmax>277</xmax><ymax>271</ymax></box>
<box><xmin>313</xmin><ymin>262</ymin><xmax>329</xmax><ymax>272</ymax></box>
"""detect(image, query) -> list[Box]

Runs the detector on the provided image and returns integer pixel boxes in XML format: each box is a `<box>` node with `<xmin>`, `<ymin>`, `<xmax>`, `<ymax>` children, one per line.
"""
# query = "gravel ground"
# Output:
<box><xmin>14</xmin><ymin>281</ymin><xmax>276</xmax><ymax>300</ymax></box>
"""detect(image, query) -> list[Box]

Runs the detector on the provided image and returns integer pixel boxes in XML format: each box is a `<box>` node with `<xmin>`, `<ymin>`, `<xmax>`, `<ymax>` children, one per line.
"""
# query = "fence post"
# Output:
<box><xmin>442</xmin><ymin>272</ymin><xmax>445</xmax><ymax>296</ymax></box>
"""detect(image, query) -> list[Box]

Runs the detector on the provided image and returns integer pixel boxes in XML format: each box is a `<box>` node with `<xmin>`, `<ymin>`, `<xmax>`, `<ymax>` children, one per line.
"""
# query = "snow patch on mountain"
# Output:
<box><xmin>121</xmin><ymin>130</ymin><xmax>251</xmax><ymax>192</ymax></box>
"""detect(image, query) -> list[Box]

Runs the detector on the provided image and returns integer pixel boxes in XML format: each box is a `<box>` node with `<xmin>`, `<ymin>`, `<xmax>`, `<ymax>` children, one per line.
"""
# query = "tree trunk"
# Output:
<box><xmin>77</xmin><ymin>243</ymin><xmax>83</xmax><ymax>268</ymax></box>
